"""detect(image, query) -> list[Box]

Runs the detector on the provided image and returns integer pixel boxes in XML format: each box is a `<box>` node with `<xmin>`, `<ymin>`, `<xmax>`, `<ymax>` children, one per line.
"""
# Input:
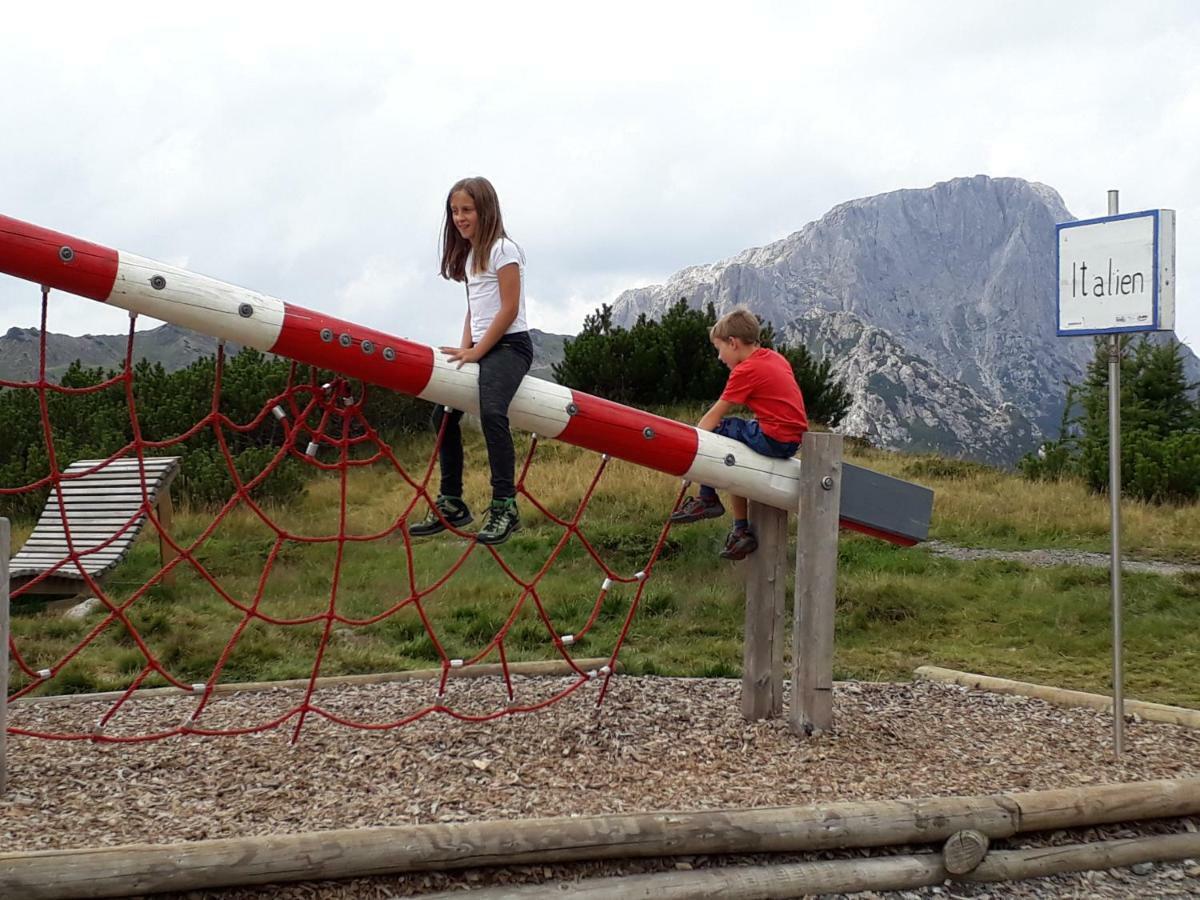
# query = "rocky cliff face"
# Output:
<box><xmin>609</xmin><ymin>175</ymin><xmax>1193</xmax><ymax>463</ymax></box>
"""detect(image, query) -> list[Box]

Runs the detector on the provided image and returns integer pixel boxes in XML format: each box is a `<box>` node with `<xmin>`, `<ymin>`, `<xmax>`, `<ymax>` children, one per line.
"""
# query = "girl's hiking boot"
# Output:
<box><xmin>476</xmin><ymin>498</ymin><xmax>521</xmax><ymax>545</ymax></box>
<box><xmin>669</xmin><ymin>494</ymin><xmax>725</xmax><ymax>524</ymax></box>
<box><xmin>719</xmin><ymin>524</ymin><xmax>758</xmax><ymax>560</ymax></box>
<box><xmin>410</xmin><ymin>495</ymin><xmax>473</xmax><ymax>536</ymax></box>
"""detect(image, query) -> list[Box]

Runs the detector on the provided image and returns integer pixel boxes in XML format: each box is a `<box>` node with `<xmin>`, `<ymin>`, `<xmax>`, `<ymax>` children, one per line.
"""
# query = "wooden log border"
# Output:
<box><xmin>418</xmin><ymin>830</ymin><xmax>1200</xmax><ymax>899</ymax></box>
<box><xmin>11</xmin><ymin>658</ymin><xmax>615</xmax><ymax>709</ymax></box>
<box><xmin>916</xmin><ymin>666</ymin><xmax>1200</xmax><ymax>729</ymax></box>
<box><xmin>2</xmin><ymin>777</ymin><xmax>1197</xmax><ymax>899</ymax></box>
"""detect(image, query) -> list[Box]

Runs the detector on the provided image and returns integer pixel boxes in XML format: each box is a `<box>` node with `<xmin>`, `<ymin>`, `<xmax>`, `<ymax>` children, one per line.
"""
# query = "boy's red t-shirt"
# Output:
<box><xmin>719</xmin><ymin>347</ymin><xmax>809</xmax><ymax>443</ymax></box>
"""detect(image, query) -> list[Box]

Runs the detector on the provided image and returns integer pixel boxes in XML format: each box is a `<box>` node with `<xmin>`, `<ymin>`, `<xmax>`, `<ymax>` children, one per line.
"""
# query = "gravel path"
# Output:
<box><xmin>925</xmin><ymin>541</ymin><xmax>1200</xmax><ymax>577</ymax></box>
<box><xmin>4</xmin><ymin>676</ymin><xmax>1200</xmax><ymax>898</ymax></box>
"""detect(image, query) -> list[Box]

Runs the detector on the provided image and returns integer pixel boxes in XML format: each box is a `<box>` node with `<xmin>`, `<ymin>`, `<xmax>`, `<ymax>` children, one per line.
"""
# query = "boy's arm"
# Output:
<box><xmin>697</xmin><ymin>399</ymin><xmax>734</xmax><ymax>432</ymax></box>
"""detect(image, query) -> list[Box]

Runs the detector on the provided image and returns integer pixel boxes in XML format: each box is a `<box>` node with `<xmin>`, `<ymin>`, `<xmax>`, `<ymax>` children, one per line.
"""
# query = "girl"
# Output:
<box><xmin>411</xmin><ymin>176</ymin><xmax>533</xmax><ymax>545</ymax></box>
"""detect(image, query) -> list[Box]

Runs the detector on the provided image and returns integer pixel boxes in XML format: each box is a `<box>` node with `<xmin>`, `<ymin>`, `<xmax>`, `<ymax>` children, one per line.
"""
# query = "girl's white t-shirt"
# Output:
<box><xmin>466</xmin><ymin>238</ymin><xmax>527</xmax><ymax>343</ymax></box>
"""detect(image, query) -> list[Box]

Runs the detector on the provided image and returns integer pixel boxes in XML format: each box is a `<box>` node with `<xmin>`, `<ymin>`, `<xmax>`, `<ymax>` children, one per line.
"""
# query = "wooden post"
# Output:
<box><xmin>1</xmin><ymin>517</ymin><xmax>9</xmax><ymax>795</ymax></box>
<box><xmin>157</xmin><ymin>488</ymin><xmax>177</xmax><ymax>587</ymax></box>
<box><xmin>790</xmin><ymin>432</ymin><xmax>843</xmax><ymax>737</ymax></box>
<box><xmin>741</xmin><ymin>501</ymin><xmax>787</xmax><ymax>720</ymax></box>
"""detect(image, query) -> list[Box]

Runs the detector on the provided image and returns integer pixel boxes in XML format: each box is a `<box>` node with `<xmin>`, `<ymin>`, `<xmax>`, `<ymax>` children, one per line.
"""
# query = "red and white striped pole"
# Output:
<box><xmin>0</xmin><ymin>214</ymin><xmax>929</xmax><ymax>545</ymax></box>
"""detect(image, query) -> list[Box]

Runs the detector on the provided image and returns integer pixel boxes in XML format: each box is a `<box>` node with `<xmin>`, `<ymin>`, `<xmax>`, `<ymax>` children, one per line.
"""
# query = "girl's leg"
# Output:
<box><xmin>731</xmin><ymin>494</ymin><xmax>748</xmax><ymax>521</ymax></box>
<box><xmin>433</xmin><ymin>405</ymin><xmax>466</xmax><ymax>498</ymax></box>
<box><xmin>477</xmin><ymin>341</ymin><xmax>531</xmax><ymax>500</ymax></box>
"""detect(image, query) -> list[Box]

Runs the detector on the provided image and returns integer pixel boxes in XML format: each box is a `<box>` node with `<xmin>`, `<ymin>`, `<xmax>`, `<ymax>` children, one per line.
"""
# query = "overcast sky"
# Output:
<box><xmin>2</xmin><ymin>1</ymin><xmax>1197</xmax><ymax>352</ymax></box>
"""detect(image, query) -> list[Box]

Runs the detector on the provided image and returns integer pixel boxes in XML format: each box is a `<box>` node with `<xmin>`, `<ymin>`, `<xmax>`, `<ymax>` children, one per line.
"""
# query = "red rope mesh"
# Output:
<box><xmin>4</xmin><ymin>288</ymin><xmax>686</xmax><ymax>743</ymax></box>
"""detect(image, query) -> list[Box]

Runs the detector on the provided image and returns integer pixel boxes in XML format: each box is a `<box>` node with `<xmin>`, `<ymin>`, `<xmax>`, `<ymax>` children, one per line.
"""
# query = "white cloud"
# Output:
<box><xmin>1</xmin><ymin>1</ymin><xmax>1197</xmax><ymax>350</ymax></box>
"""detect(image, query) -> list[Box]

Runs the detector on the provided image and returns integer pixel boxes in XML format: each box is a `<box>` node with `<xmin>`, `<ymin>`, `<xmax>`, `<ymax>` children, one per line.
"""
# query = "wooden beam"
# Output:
<box><xmin>2</xmin><ymin>778</ymin><xmax>1197</xmax><ymax>899</ymax></box>
<box><xmin>741</xmin><ymin>500</ymin><xmax>787</xmax><ymax>720</ymax></box>
<box><xmin>790</xmin><ymin>432</ymin><xmax>842</xmax><ymax>736</ymax></box>
<box><xmin>418</xmin><ymin>830</ymin><xmax>1200</xmax><ymax>898</ymax></box>
<box><xmin>12</xmin><ymin>658</ymin><xmax>616</xmax><ymax>708</ymax></box>
<box><xmin>916</xmin><ymin>666</ymin><xmax>1200</xmax><ymax>729</ymax></box>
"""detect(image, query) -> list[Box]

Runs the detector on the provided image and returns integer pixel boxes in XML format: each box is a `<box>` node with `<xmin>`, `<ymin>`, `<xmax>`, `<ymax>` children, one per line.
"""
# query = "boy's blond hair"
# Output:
<box><xmin>710</xmin><ymin>307</ymin><xmax>761</xmax><ymax>344</ymax></box>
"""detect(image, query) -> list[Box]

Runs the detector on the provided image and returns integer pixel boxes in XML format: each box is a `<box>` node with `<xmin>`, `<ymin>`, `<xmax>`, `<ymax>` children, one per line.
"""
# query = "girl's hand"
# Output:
<box><xmin>441</xmin><ymin>345</ymin><xmax>483</xmax><ymax>369</ymax></box>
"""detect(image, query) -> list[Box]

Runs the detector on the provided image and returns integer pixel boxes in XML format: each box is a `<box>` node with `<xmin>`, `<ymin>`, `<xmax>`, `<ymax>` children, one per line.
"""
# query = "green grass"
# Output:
<box><xmin>9</xmin><ymin>427</ymin><xmax>1200</xmax><ymax>708</ymax></box>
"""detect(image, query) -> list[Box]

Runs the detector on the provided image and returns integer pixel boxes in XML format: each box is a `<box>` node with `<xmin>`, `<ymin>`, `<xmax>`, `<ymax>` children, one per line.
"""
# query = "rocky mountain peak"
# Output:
<box><xmin>609</xmin><ymin>175</ymin><xmax>1188</xmax><ymax>464</ymax></box>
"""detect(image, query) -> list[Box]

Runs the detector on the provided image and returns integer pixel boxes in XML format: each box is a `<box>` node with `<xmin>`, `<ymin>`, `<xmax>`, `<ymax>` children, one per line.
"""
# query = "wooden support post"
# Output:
<box><xmin>1</xmin><ymin>517</ymin><xmax>9</xmax><ymax>795</ymax></box>
<box><xmin>790</xmin><ymin>432</ymin><xmax>843</xmax><ymax>737</ymax></box>
<box><xmin>156</xmin><ymin>488</ymin><xmax>177</xmax><ymax>587</ymax></box>
<box><xmin>741</xmin><ymin>500</ymin><xmax>787</xmax><ymax>720</ymax></box>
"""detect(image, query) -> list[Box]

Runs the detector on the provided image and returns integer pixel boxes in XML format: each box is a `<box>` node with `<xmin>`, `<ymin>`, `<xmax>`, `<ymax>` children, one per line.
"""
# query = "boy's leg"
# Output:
<box><xmin>721</xmin><ymin>493</ymin><xmax>757</xmax><ymax>559</ymax></box>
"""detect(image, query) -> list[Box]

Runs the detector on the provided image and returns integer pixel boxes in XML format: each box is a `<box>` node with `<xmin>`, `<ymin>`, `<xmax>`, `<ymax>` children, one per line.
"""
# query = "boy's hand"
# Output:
<box><xmin>697</xmin><ymin>399</ymin><xmax>734</xmax><ymax>432</ymax></box>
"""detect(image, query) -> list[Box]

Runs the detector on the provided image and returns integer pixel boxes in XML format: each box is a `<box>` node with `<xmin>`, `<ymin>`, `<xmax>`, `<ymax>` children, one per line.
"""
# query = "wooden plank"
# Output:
<box><xmin>10</xmin><ymin>552</ymin><xmax>125</xmax><ymax>563</ymax></box>
<box><xmin>840</xmin><ymin>463</ymin><xmax>933</xmax><ymax>544</ymax></box>
<box><xmin>20</xmin><ymin>541</ymin><xmax>135</xmax><ymax>554</ymax></box>
<box><xmin>1</xmin><ymin>518</ymin><xmax>9</xmax><ymax>794</ymax></box>
<box><xmin>790</xmin><ymin>432</ymin><xmax>843</xmax><ymax>737</ymax></box>
<box><xmin>741</xmin><ymin>501</ymin><xmax>787</xmax><ymax>721</ymax></box>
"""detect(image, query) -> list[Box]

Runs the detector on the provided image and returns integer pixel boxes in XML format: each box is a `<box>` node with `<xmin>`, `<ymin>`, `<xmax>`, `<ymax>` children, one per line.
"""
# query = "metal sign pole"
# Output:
<box><xmin>1107</xmin><ymin>189</ymin><xmax>1124</xmax><ymax>760</ymax></box>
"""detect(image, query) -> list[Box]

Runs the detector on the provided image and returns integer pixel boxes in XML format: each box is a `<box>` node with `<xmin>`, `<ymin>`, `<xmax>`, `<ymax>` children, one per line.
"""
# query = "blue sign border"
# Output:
<box><xmin>1056</xmin><ymin>209</ymin><xmax>1160</xmax><ymax>336</ymax></box>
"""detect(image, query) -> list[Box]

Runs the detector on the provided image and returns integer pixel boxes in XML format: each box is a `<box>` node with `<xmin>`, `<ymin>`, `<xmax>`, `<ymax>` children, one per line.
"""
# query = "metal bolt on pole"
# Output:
<box><xmin>1107</xmin><ymin>188</ymin><xmax>1124</xmax><ymax>760</ymax></box>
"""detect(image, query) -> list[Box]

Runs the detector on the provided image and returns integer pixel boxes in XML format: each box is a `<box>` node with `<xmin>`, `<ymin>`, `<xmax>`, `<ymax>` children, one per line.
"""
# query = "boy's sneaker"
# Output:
<box><xmin>476</xmin><ymin>498</ymin><xmax>521</xmax><ymax>545</ymax></box>
<box><xmin>719</xmin><ymin>525</ymin><xmax>758</xmax><ymax>560</ymax></box>
<box><xmin>669</xmin><ymin>494</ymin><xmax>725</xmax><ymax>524</ymax></box>
<box><xmin>410</xmin><ymin>495</ymin><xmax>473</xmax><ymax>537</ymax></box>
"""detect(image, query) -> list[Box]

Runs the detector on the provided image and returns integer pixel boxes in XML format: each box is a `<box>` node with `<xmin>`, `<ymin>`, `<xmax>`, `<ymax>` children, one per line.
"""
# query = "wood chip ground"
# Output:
<box><xmin>5</xmin><ymin>677</ymin><xmax>1200</xmax><ymax>898</ymax></box>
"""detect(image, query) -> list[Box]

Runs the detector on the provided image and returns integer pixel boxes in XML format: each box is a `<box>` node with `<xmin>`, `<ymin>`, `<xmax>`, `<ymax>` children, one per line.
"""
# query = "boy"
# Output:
<box><xmin>670</xmin><ymin>307</ymin><xmax>808</xmax><ymax>560</ymax></box>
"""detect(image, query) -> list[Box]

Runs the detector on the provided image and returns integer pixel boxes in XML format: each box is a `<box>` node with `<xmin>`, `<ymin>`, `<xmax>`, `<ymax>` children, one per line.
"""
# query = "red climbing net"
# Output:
<box><xmin>3</xmin><ymin>289</ymin><xmax>683</xmax><ymax>742</ymax></box>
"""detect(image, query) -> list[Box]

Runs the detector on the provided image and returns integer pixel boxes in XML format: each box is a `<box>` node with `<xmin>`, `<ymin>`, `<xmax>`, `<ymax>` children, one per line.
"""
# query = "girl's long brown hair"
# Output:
<box><xmin>439</xmin><ymin>176</ymin><xmax>508</xmax><ymax>283</ymax></box>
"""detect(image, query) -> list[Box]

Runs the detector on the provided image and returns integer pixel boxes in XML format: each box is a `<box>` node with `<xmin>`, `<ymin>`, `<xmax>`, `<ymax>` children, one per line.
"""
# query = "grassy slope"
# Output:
<box><xmin>9</xmin><ymin>427</ymin><xmax>1200</xmax><ymax>706</ymax></box>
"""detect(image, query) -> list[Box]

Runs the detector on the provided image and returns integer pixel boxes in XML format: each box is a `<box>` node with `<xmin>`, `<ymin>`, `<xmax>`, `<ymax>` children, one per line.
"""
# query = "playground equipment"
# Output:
<box><xmin>0</xmin><ymin>213</ymin><xmax>932</xmax><ymax>742</ymax></box>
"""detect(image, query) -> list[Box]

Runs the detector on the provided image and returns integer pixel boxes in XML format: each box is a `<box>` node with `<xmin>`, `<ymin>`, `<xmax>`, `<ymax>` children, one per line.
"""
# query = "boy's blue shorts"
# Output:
<box><xmin>715</xmin><ymin>417</ymin><xmax>800</xmax><ymax>459</ymax></box>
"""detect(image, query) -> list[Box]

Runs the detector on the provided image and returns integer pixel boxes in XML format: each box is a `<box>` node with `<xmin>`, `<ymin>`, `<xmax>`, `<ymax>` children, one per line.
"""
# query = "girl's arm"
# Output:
<box><xmin>460</xmin><ymin>310</ymin><xmax>473</xmax><ymax>349</ymax></box>
<box><xmin>442</xmin><ymin>263</ymin><xmax>520</xmax><ymax>367</ymax></box>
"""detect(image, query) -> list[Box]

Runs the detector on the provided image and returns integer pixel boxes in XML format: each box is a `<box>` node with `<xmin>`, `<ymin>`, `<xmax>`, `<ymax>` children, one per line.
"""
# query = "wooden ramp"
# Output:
<box><xmin>9</xmin><ymin>456</ymin><xmax>180</xmax><ymax>596</ymax></box>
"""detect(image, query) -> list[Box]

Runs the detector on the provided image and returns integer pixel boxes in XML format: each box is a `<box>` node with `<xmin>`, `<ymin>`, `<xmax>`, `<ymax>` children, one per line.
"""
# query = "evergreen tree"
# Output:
<box><xmin>553</xmin><ymin>300</ymin><xmax>851</xmax><ymax>427</ymax></box>
<box><xmin>1020</xmin><ymin>336</ymin><xmax>1200</xmax><ymax>503</ymax></box>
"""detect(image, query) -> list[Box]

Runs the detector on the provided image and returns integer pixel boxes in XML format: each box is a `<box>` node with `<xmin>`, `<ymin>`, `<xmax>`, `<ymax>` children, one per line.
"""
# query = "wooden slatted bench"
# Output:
<box><xmin>8</xmin><ymin>456</ymin><xmax>181</xmax><ymax>596</ymax></box>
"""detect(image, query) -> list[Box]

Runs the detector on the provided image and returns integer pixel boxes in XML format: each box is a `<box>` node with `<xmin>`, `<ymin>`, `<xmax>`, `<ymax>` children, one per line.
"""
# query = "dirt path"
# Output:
<box><xmin>925</xmin><ymin>541</ymin><xmax>1200</xmax><ymax>577</ymax></box>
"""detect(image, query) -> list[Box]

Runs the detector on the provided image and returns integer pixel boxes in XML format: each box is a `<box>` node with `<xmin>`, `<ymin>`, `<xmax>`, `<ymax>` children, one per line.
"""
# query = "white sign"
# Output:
<box><xmin>1057</xmin><ymin>209</ymin><xmax>1175</xmax><ymax>335</ymax></box>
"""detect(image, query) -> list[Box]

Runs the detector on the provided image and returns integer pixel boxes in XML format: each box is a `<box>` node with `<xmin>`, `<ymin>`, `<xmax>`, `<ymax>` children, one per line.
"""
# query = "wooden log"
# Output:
<box><xmin>741</xmin><ymin>500</ymin><xmax>787</xmax><ymax>721</ymax></box>
<box><xmin>421</xmin><ymin>855</ymin><xmax>948</xmax><ymax>899</ymax></box>
<box><xmin>915</xmin><ymin>665</ymin><xmax>1200</xmax><ymax>729</ymax></box>
<box><xmin>11</xmin><ymin>658</ymin><xmax>615</xmax><ymax>708</ymax></box>
<box><xmin>1</xmin><ymin>517</ymin><xmax>9</xmax><ymax>794</ymax></box>
<box><xmin>790</xmin><ymin>432</ymin><xmax>842</xmax><ymax>736</ymax></box>
<box><xmin>942</xmin><ymin>828</ymin><xmax>989</xmax><ymax>874</ymax></box>
<box><xmin>419</xmin><ymin>830</ymin><xmax>1200</xmax><ymax>899</ymax></box>
<box><xmin>3</xmin><ymin>778</ymin><xmax>1197</xmax><ymax>899</ymax></box>
<box><xmin>964</xmin><ymin>830</ymin><xmax>1200</xmax><ymax>882</ymax></box>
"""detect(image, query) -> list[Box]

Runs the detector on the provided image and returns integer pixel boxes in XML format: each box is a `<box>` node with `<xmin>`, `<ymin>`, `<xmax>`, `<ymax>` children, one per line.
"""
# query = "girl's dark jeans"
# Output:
<box><xmin>432</xmin><ymin>331</ymin><xmax>534</xmax><ymax>502</ymax></box>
